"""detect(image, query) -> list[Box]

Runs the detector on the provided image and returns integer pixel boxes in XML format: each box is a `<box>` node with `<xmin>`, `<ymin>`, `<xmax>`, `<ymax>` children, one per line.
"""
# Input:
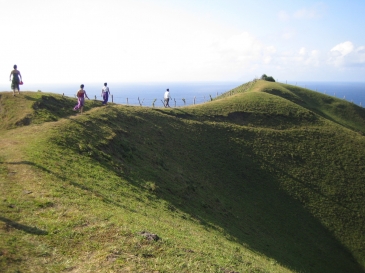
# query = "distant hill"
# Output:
<box><xmin>1</xmin><ymin>80</ymin><xmax>365</xmax><ymax>272</ymax></box>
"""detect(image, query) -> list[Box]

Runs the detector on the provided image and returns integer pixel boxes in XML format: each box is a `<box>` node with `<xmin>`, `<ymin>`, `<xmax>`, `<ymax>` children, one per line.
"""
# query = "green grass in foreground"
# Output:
<box><xmin>1</xmin><ymin>82</ymin><xmax>365</xmax><ymax>272</ymax></box>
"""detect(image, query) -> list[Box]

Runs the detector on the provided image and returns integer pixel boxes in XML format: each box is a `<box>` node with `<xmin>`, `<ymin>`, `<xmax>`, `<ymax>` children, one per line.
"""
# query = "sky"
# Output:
<box><xmin>1</xmin><ymin>0</ymin><xmax>365</xmax><ymax>84</ymax></box>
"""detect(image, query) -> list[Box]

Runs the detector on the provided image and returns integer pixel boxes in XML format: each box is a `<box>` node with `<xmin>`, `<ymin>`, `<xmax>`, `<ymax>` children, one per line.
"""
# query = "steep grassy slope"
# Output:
<box><xmin>0</xmin><ymin>92</ymin><xmax>101</xmax><ymax>130</ymax></box>
<box><xmin>1</xmin><ymin>83</ymin><xmax>365</xmax><ymax>273</ymax></box>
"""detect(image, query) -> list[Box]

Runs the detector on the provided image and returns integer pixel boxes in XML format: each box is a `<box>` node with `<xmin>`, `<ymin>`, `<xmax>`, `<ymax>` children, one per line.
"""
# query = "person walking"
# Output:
<box><xmin>9</xmin><ymin>64</ymin><xmax>22</xmax><ymax>96</ymax></box>
<box><xmin>164</xmin><ymin>88</ymin><xmax>171</xmax><ymax>108</ymax></box>
<box><xmin>73</xmin><ymin>84</ymin><xmax>89</xmax><ymax>114</ymax></box>
<box><xmin>101</xmin><ymin>82</ymin><xmax>110</xmax><ymax>105</ymax></box>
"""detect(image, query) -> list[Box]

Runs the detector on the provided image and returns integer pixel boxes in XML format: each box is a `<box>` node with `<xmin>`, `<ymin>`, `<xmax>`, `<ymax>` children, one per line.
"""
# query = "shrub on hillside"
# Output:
<box><xmin>261</xmin><ymin>74</ymin><xmax>276</xmax><ymax>82</ymax></box>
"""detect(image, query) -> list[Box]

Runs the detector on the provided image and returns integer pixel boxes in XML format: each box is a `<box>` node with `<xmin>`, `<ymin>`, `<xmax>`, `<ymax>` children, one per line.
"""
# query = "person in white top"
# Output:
<box><xmin>164</xmin><ymin>88</ymin><xmax>171</xmax><ymax>108</ymax></box>
<box><xmin>101</xmin><ymin>82</ymin><xmax>110</xmax><ymax>105</ymax></box>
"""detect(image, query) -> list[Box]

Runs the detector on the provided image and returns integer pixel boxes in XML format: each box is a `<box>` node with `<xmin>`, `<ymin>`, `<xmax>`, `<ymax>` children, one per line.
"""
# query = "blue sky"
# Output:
<box><xmin>1</xmin><ymin>0</ymin><xmax>365</xmax><ymax>84</ymax></box>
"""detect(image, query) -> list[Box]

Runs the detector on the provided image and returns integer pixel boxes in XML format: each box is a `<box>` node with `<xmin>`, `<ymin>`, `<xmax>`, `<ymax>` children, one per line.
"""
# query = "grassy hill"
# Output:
<box><xmin>1</xmin><ymin>81</ymin><xmax>365</xmax><ymax>273</ymax></box>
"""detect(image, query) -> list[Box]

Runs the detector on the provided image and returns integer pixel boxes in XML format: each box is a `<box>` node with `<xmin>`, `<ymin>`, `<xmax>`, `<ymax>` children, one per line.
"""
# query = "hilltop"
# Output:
<box><xmin>1</xmin><ymin>81</ymin><xmax>365</xmax><ymax>273</ymax></box>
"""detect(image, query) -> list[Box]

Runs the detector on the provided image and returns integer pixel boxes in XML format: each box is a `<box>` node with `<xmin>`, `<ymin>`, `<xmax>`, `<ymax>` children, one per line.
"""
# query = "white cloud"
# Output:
<box><xmin>278</xmin><ymin>10</ymin><xmax>290</xmax><ymax>21</ymax></box>
<box><xmin>211</xmin><ymin>32</ymin><xmax>277</xmax><ymax>67</ymax></box>
<box><xmin>305</xmin><ymin>50</ymin><xmax>320</xmax><ymax>66</ymax></box>
<box><xmin>295</xmin><ymin>3</ymin><xmax>326</xmax><ymax>19</ymax></box>
<box><xmin>331</xmin><ymin>41</ymin><xmax>354</xmax><ymax>56</ymax></box>
<box><xmin>281</xmin><ymin>28</ymin><xmax>296</xmax><ymax>40</ymax></box>
<box><xmin>267</xmin><ymin>47</ymin><xmax>321</xmax><ymax>70</ymax></box>
<box><xmin>294</xmin><ymin>8</ymin><xmax>320</xmax><ymax>19</ymax></box>
<box><xmin>279</xmin><ymin>3</ymin><xmax>325</xmax><ymax>21</ymax></box>
<box><xmin>328</xmin><ymin>41</ymin><xmax>365</xmax><ymax>67</ymax></box>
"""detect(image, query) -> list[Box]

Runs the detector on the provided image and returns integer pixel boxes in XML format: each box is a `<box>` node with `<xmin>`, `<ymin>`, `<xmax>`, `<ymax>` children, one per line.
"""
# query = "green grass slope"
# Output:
<box><xmin>1</xmin><ymin>83</ymin><xmax>365</xmax><ymax>273</ymax></box>
<box><xmin>0</xmin><ymin>91</ymin><xmax>101</xmax><ymax>130</ymax></box>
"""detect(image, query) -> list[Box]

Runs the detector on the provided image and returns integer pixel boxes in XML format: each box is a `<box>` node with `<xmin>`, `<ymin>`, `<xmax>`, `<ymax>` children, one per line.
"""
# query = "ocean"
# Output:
<box><xmin>1</xmin><ymin>81</ymin><xmax>364</xmax><ymax>108</ymax></box>
<box><xmin>291</xmin><ymin>81</ymin><xmax>365</xmax><ymax>107</ymax></box>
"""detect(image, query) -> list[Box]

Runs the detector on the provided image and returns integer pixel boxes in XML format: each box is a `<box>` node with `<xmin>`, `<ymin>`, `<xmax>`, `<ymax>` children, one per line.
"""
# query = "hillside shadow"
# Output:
<box><xmin>106</xmin><ymin>116</ymin><xmax>364</xmax><ymax>273</ymax></box>
<box><xmin>0</xmin><ymin>216</ymin><xmax>48</xmax><ymax>235</ymax></box>
<box><xmin>14</xmin><ymin>105</ymin><xmax>363</xmax><ymax>272</ymax></box>
<box><xmin>276</xmin><ymin>86</ymin><xmax>365</xmax><ymax>134</ymax></box>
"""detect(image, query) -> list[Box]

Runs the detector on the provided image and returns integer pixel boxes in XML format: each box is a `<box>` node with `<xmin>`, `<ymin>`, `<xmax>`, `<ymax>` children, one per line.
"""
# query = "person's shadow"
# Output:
<box><xmin>0</xmin><ymin>216</ymin><xmax>48</xmax><ymax>235</ymax></box>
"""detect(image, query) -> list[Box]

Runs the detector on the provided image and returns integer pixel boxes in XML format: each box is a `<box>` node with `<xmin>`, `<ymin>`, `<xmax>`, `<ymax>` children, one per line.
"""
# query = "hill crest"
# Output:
<box><xmin>1</xmin><ymin>81</ymin><xmax>365</xmax><ymax>272</ymax></box>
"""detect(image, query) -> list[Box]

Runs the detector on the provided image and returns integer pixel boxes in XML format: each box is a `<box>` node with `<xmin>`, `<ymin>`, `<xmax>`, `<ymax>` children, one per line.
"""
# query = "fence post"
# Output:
<box><xmin>112</xmin><ymin>95</ymin><xmax>113</xmax><ymax>103</ymax></box>
<box><xmin>194</xmin><ymin>96</ymin><xmax>196</xmax><ymax>105</ymax></box>
<box><xmin>94</xmin><ymin>95</ymin><xmax>97</xmax><ymax>100</ymax></box>
<box><xmin>127</xmin><ymin>98</ymin><xmax>128</xmax><ymax>105</ymax></box>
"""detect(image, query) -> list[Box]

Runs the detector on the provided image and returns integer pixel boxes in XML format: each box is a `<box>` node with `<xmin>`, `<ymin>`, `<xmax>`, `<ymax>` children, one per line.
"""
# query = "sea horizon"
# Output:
<box><xmin>1</xmin><ymin>81</ymin><xmax>364</xmax><ymax>107</ymax></box>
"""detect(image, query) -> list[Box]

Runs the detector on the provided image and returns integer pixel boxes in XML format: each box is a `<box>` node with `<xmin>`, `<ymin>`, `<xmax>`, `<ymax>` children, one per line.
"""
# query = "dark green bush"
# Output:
<box><xmin>261</xmin><ymin>74</ymin><xmax>276</xmax><ymax>82</ymax></box>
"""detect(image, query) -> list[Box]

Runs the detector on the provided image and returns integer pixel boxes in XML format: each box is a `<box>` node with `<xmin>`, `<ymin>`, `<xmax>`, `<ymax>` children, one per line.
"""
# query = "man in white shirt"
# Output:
<box><xmin>101</xmin><ymin>82</ymin><xmax>110</xmax><ymax>105</ymax></box>
<box><xmin>164</xmin><ymin>88</ymin><xmax>171</xmax><ymax>108</ymax></box>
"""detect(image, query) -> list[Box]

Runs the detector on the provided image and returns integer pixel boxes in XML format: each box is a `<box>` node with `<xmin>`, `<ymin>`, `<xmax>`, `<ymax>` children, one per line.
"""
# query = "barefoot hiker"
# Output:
<box><xmin>73</xmin><ymin>84</ymin><xmax>89</xmax><ymax>114</ymax></box>
<box><xmin>9</xmin><ymin>64</ymin><xmax>22</xmax><ymax>96</ymax></box>
<box><xmin>101</xmin><ymin>82</ymin><xmax>110</xmax><ymax>105</ymax></box>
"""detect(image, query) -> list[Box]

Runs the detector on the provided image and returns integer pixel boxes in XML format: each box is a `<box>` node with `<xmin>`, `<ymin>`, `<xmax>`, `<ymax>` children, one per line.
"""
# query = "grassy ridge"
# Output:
<box><xmin>1</xmin><ymin>82</ymin><xmax>365</xmax><ymax>272</ymax></box>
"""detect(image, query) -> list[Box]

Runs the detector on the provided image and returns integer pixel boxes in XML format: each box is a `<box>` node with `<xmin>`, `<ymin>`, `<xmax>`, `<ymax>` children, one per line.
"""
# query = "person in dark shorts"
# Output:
<box><xmin>164</xmin><ymin>88</ymin><xmax>171</xmax><ymax>108</ymax></box>
<box><xmin>9</xmin><ymin>64</ymin><xmax>22</xmax><ymax>96</ymax></box>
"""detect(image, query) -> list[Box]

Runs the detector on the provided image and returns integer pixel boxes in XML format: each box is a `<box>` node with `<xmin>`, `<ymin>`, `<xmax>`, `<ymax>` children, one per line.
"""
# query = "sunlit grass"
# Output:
<box><xmin>1</xmin><ymin>81</ymin><xmax>365</xmax><ymax>272</ymax></box>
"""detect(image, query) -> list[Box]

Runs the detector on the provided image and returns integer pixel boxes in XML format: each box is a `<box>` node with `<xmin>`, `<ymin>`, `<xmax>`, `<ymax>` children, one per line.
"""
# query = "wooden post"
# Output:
<box><xmin>111</xmin><ymin>95</ymin><xmax>113</xmax><ymax>103</ymax></box>
<box><xmin>194</xmin><ymin>96</ymin><xmax>196</xmax><ymax>105</ymax></box>
<box><xmin>127</xmin><ymin>98</ymin><xmax>128</xmax><ymax>105</ymax></box>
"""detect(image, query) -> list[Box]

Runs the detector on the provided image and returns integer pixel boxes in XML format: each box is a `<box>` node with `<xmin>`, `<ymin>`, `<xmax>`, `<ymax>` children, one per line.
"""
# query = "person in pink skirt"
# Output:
<box><xmin>74</xmin><ymin>84</ymin><xmax>89</xmax><ymax>114</ymax></box>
